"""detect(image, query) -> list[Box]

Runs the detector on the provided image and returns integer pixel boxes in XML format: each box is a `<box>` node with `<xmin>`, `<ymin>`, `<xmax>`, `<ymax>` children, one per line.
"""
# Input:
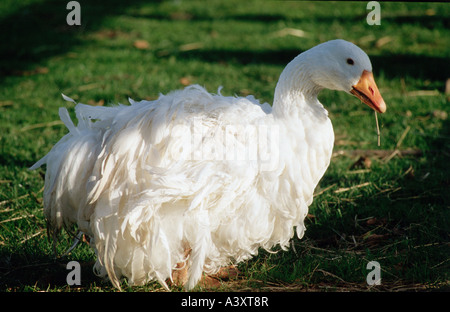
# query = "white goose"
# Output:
<box><xmin>31</xmin><ymin>39</ymin><xmax>386</xmax><ymax>290</ymax></box>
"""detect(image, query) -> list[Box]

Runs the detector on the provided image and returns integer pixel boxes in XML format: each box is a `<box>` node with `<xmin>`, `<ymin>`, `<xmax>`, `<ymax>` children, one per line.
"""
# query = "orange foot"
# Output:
<box><xmin>198</xmin><ymin>265</ymin><xmax>241</xmax><ymax>288</ymax></box>
<box><xmin>170</xmin><ymin>264</ymin><xmax>241</xmax><ymax>289</ymax></box>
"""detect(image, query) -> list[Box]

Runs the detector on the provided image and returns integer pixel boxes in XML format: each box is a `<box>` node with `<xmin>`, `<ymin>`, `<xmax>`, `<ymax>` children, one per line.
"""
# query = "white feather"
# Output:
<box><xmin>31</xmin><ymin>40</ymin><xmax>378</xmax><ymax>290</ymax></box>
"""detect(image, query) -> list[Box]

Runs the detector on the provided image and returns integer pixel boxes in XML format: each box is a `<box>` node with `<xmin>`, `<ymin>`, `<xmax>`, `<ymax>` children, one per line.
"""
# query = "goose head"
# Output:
<box><xmin>306</xmin><ymin>39</ymin><xmax>386</xmax><ymax>113</ymax></box>
<box><xmin>275</xmin><ymin>39</ymin><xmax>386</xmax><ymax>115</ymax></box>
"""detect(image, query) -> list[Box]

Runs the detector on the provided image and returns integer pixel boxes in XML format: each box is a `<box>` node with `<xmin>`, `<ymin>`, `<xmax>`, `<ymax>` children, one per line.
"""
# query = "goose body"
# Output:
<box><xmin>32</xmin><ymin>39</ymin><xmax>386</xmax><ymax>290</ymax></box>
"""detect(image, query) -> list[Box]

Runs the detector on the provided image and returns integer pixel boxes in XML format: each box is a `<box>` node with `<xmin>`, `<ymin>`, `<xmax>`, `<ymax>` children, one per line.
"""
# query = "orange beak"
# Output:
<box><xmin>350</xmin><ymin>70</ymin><xmax>386</xmax><ymax>113</ymax></box>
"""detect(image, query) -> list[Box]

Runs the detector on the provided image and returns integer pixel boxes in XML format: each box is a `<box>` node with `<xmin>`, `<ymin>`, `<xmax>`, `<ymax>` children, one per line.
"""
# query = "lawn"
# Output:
<box><xmin>0</xmin><ymin>0</ymin><xmax>449</xmax><ymax>292</ymax></box>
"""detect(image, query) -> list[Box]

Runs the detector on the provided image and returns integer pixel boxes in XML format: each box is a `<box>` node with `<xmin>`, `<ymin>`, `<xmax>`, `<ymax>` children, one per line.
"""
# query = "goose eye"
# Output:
<box><xmin>346</xmin><ymin>58</ymin><xmax>354</xmax><ymax>65</ymax></box>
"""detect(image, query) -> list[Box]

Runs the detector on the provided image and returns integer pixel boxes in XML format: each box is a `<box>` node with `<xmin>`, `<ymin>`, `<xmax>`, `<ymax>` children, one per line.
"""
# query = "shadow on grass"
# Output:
<box><xmin>171</xmin><ymin>48</ymin><xmax>449</xmax><ymax>85</ymax></box>
<box><xmin>0</xmin><ymin>0</ymin><xmax>155</xmax><ymax>82</ymax></box>
<box><xmin>128</xmin><ymin>7</ymin><xmax>449</xmax><ymax>29</ymax></box>
<box><xmin>0</xmin><ymin>235</ymin><xmax>101</xmax><ymax>291</ymax></box>
<box><xmin>0</xmin><ymin>253</ymin><xmax>77</xmax><ymax>291</ymax></box>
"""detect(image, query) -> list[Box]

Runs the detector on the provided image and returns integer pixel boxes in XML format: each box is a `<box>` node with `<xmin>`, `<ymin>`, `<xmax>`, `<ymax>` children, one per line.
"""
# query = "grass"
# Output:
<box><xmin>0</xmin><ymin>0</ymin><xmax>449</xmax><ymax>292</ymax></box>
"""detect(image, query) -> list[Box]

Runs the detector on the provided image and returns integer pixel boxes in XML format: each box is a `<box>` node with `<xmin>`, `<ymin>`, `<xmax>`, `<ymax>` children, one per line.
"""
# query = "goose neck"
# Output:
<box><xmin>271</xmin><ymin>61</ymin><xmax>325</xmax><ymax>119</ymax></box>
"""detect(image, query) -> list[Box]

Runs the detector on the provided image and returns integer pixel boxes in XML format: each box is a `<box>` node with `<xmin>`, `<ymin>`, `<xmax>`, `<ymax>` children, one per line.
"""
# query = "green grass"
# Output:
<box><xmin>0</xmin><ymin>0</ymin><xmax>449</xmax><ymax>292</ymax></box>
